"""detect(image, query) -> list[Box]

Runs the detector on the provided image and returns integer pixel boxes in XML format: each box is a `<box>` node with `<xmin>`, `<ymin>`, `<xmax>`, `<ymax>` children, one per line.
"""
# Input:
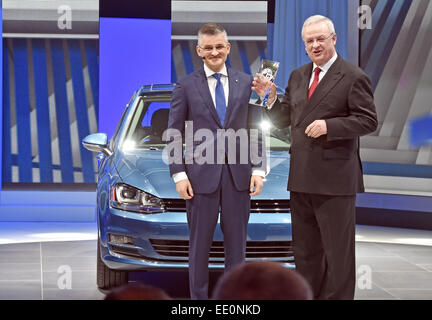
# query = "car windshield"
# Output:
<box><xmin>122</xmin><ymin>96</ymin><xmax>291</xmax><ymax>151</ymax></box>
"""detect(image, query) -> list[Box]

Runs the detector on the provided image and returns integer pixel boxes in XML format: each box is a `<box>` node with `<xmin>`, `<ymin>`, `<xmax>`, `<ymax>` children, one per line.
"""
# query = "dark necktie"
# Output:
<box><xmin>212</xmin><ymin>73</ymin><xmax>226</xmax><ymax>125</ymax></box>
<box><xmin>308</xmin><ymin>67</ymin><xmax>322</xmax><ymax>99</ymax></box>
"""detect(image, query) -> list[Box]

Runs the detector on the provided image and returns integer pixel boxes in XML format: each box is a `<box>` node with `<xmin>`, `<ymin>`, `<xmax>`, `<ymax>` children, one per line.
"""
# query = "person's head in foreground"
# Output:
<box><xmin>212</xmin><ymin>261</ymin><xmax>313</xmax><ymax>300</ymax></box>
<box><xmin>104</xmin><ymin>283</ymin><xmax>172</xmax><ymax>300</ymax></box>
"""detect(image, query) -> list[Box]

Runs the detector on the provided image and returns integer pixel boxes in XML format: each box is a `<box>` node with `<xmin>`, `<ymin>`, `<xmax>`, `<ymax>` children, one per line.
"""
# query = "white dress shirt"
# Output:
<box><xmin>267</xmin><ymin>52</ymin><xmax>338</xmax><ymax>109</ymax></box>
<box><xmin>205</xmin><ymin>63</ymin><xmax>229</xmax><ymax>107</ymax></box>
<box><xmin>172</xmin><ymin>64</ymin><xmax>265</xmax><ymax>183</ymax></box>
<box><xmin>308</xmin><ymin>52</ymin><xmax>338</xmax><ymax>88</ymax></box>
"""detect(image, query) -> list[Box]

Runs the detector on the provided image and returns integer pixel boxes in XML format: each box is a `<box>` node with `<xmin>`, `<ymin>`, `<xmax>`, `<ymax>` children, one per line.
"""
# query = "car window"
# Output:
<box><xmin>120</xmin><ymin>95</ymin><xmax>290</xmax><ymax>151</ymax></box>
<box><xmin>110</xmin><ymin>105</ymin><xmax>129</xmax><ymax>150</ymax></box>
<box><xmin>122</xmin><ymin>98</ymin><xmax>171</xmax><ymax>149</ymax></box>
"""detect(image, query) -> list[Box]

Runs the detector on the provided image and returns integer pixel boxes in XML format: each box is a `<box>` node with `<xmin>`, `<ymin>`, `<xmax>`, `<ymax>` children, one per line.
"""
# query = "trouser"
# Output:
<box><xmin>186</xmin><ymin>165</ymin><xmax>251</xmax><ymax>299</ymax></box>
<box><xmin>290</xmin><ymin>191</ymin><xmax>356</xmax><ymax>300</ymax></box>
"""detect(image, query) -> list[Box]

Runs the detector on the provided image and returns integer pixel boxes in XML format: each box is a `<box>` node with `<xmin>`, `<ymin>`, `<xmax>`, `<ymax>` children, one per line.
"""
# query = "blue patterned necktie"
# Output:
<box><xmin>212</xmin><ymin>73</ymin><xmax>226</xmax><ymax>125</ymax></box>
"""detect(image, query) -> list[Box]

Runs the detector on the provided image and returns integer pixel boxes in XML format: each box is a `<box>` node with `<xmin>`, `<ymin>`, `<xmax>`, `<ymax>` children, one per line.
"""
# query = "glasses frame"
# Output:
<box><xmin>198</xmin><ymin>44</ymin><xmax>229</xmax><ymax>53</ymax></box>
<box><xmin>304</xmin><ymin>33</ymin><xmax>335</xmax><ymax>47</ymax></box>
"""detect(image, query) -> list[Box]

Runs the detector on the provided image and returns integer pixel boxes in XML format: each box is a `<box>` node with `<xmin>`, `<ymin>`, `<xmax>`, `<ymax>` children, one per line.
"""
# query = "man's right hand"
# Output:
<box><xmin>252</xmin><ymin>74</ymin><xmax>277</xmax><ymax>106</ymax></box>
<box><xmin>176</xmin><ymin>179</ymin><xmax>194</xmax><ymax>200</ymax></box>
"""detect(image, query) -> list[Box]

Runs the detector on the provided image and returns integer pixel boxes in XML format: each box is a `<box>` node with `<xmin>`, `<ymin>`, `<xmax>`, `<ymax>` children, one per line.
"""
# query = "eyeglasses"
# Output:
<box><xmin>198</xmin><ymin>44</ymin><xmax>228</xmax><ymax>53</ymax></box>
<box><xmin>304</xmin><ymin>33</ymin><xmax>334</xmax><ymax>47</ymax></box>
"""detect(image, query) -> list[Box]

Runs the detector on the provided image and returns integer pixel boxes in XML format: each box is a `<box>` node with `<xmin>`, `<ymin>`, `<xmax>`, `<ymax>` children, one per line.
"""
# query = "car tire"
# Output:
<box><xmin>97</xmin><ymin>238</ymin><xmax>129</xmax><ymax>290</ymax></box>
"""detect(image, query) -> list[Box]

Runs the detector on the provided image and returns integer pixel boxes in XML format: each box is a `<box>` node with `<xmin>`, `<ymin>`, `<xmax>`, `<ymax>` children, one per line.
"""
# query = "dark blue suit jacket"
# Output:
<box><xmin>168</xmin><ymin>67</ymin><xmax>264</xmax><ymax>194</ymax></box>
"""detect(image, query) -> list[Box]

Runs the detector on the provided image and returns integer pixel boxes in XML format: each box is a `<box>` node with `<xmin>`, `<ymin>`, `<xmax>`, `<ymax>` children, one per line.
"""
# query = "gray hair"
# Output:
<box><xmin>302</xmin><ymin>15</ymin><xmax>336</xmax><ymax>40</ymax></box>
<box><xmin>197</xmin><ymin>23</ymin><xmax>228</xmax><ymax>46</ymax></box>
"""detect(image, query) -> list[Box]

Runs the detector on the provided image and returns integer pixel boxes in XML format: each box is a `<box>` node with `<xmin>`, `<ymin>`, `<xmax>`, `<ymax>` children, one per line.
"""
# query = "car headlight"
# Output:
<box><xmin>110</xmin><ymin>183</ymin><xmax>165</xmax><ymax>213</ymax></box>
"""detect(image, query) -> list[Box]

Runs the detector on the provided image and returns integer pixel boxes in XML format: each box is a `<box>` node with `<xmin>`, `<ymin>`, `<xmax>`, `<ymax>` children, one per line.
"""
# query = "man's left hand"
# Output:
<box><xmin>305</xmin><ymin>120</ymin><xmax>327</xmax><ymax>138</ymax></box>
<box><xmin>250</xmin><ymin>175</ymin><xmax>263</xmax><ymax>196</ymax></box>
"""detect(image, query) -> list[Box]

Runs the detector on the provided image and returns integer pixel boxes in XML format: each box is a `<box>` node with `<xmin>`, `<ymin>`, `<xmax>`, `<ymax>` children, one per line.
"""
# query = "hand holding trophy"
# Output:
<box><xmin>251</xmin><ymin>59</ymin><xmax>280</xmax><ymax>108</ymax></box>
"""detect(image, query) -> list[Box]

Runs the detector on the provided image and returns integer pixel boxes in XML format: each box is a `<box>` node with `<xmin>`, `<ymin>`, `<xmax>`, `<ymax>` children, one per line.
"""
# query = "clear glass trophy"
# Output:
<box><xmin>250</xmin><ymin>59</ymin><xmax>280</xmax><ymax>108</ymax></box>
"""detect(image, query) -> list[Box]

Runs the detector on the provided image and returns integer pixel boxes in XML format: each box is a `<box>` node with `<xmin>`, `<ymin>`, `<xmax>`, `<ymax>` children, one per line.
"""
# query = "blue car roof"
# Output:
<box><xmin>139</xmin><ymin>84</ymin><xmax>175</xmax><ymax>96</ymax></box>
<box><xmin>138</xmin><ymin>83</ymin><xmax>285</xmax><ymax>99</ymax></box>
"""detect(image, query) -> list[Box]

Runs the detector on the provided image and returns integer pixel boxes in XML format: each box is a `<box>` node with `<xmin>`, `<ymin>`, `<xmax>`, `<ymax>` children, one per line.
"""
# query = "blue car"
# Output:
<box><xmin>83</xmin><ymin>84</ymin><xmax>293</xmax><ymax>289</ymax></box>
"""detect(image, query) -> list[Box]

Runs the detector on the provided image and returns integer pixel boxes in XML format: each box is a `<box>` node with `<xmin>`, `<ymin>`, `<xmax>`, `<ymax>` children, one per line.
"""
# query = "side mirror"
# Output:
<box><xmin>82</xmin><ymin>133</ymin><xmax>113</xmax><ymax>156</ymax></box>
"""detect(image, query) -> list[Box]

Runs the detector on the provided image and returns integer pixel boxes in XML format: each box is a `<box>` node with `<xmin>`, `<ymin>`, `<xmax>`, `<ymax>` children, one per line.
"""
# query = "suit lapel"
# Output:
<box><xmin>225</xmin><ymin>68</ymin><xmax>239</xmax><ymax>126</ymax></box>
<box><xmin>292</xmin><ymin>64</ymin><xmax>312</xmax><ymax>127</ymax></box>
<box><xmin>298</xmin><ymin>57</ymin><xmax>345</xmax><ymax>125</ymax></box>
<box><xmin>194</xmin><ymin>69</ymin><xmax>222</xmax><ymax>126</ymax></box>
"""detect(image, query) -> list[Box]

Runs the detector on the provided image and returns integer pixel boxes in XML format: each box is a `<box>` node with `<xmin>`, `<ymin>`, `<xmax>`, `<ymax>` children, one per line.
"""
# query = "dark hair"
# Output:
<box><xmin>212</xmin><ymin>261</ymin><xmax>313</xmax><ymax>300</ymax></box>
<box><xmin>104</xmin><ymin>283</ymin><xmax>172</xmax><ymax>300</ymax></box>
<box><xmin>198</xmin><ymin>23</ymin><xmax>228</xmax><ymax>45</ymax></box>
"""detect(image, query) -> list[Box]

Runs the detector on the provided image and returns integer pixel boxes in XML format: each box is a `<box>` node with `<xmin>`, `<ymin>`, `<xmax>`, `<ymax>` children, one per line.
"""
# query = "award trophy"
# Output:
<box><xmin>250</xmin><ymin>59</ymin><xmax>280</xmax><ymax>108</ymax></box>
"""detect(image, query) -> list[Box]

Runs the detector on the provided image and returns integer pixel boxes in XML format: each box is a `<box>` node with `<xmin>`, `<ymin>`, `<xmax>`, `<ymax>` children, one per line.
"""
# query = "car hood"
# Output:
<box><xmin>113</xmin><ymin>149</ymin><xmax>290</xmax><ymax>200</ymax></box>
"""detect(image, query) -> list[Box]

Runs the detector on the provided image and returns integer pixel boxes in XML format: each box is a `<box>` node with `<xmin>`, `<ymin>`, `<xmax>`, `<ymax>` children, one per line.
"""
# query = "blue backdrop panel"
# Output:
<box><xmin>257</xmin><ymin>40</ymin><xmax>266</xmax><ymax>61</ymax></box>
<box><xmin>267</xmin><ymin>23</ymin><xmax>274</xmax><ymax>60</ymax></box>
<box><xmin>180</xmin><ymin>41</ymin><xmax>194</xmax><ymax>76</ymax></box>
<box><xmin>237</xmin><ymin>41</ymin><xmax>252</xmax><ymax>75</ymax></box>
<box><xmin>84</xmin><ymin>40</ymin><xmax>99</xmax><ymax>121</ymax></box>
<box><xmin>13</xmin><ymin>39</ymin><xmax>33</xmax><ymax>182</ymax></box>
<box><xmin>0</xmin><ymin>11</ymin><xmax>5</xmax><ymax>188</ymax></box>
<box><xmin>369</xmin><ymin>0</ymin><xmax>411</xmax><ymax>91</ymax></box>
<box><xmin>171</xmin><ymin>55</ymin><xmax>178</xmax><ymax>83</ymax></box>
<box><xmin>50</xmin><ymin>39</ymin><xmax>74</xmax><ymax>183</ymax></box>
<box><xmin>361</xmin><ymin>0</ymin><xmax>412</xmax><ymax>90</ymax></box>
<box><xmin>32</xmin><ymin>39</ymin><xmax>54</xmax><ymax>183</ymax></box>
<box><xmin>2</xmin><ymin>45</ymin><xmax>11</xmax><ymax>185</ymax></box>
<box><xmin>226</xmin><ymin>55</ymin><xmax>232</xmax><ymax>68</ymax></box>
<box><xmin>99</xmin><ymin>18</ymin><xmax>171</xmax><ymax>138</ymax></box>
<box><xmin>363</xmin><ymin>162</ymin><xmax>432</xmax><ymax>179</ymax></box>
<box><xmin>272</xmin><ymin>0</ymin><xmax>348</xmax><ymax>88</ymax></box>
<box><xmin>2</xmin><ymin>39</ymin><xmax>98</xmax><ymax>185</ymax></box>
<box><xmin>410</xmin><ymin>115</ymin><xmax>432</xmax><ymax>148</ymax></box>
<box><xmin>68</xmin><ymin>40</ymin><xmax>95</xmax><ymax>182</ymax></box>
<box><xmin>360</xmin><ymin>0</ymin><xmax>392</xmax><ymax>66</ymax></box>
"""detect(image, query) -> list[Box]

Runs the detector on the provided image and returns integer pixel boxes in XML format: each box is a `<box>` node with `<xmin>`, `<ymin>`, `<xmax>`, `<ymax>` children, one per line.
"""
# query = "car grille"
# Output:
<box><xmin>150</xmin><ymin>239</ymin><xmax>294</xmax><ymax>262</ymax></box>
<box><xmin>163</xmin><ymin>199</ymin><xmax>290</xmax><ymax>213</ymax></box>
<box><xmin>109</xmin><ymin>244</ymin><xmax>142</xmax><ymax>258</ymax></box>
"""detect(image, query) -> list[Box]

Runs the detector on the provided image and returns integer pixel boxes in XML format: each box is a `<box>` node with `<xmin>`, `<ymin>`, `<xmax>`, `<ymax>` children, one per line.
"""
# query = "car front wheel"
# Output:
<box><xmin>97</xmin><ymin>238</ymin><xmax>129</xmax><ymax>290</ymax></box>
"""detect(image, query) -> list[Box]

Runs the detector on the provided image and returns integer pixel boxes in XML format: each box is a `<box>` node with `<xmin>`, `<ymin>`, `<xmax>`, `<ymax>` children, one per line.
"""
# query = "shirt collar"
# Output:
<box><xmin>204</xmin><ymin>63</ymin><xmax>228</xmax><ymax>78</ymax></box>
<box><xmin>313</xmin><ymin>52</ymin><xmax>338</xmax><ymax>73</ymax></box>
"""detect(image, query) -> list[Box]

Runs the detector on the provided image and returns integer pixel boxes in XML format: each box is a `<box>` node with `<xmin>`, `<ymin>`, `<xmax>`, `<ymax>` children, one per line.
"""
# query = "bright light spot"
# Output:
<box><xmin>122</xmin><ymin>140</ymin><xmax>136</xmax><ymax>151</ymax></box>
<box><xmin>29</xmin><ymin>233</ymin><xmax>96</xmax><ymax>241</ymax></box>
<box><xmin>393</xmin><ymin>238</ymin><xmax>432</xmax><ymax>246</ymax></box>
<box><xmin>261</xmin><ymin>121</ymin><xmax>272</xmax><ymax>131</ymax></box>
<box><xmin>0</xmin><ymin>239</ymin><xmax>15</xmax><ymax>245</ymax></box>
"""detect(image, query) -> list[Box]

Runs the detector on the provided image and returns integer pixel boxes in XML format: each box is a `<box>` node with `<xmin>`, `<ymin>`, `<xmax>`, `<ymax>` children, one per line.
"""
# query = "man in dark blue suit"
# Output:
<box><xmin>167</xmin><ymin>23</ymin><xmax>265</xmax><ymax>299</ymax></box>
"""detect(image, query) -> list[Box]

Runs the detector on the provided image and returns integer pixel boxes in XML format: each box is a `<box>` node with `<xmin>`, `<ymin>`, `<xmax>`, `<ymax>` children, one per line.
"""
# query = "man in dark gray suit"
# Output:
<box><xmin>253</xmin><ymin>15</ymin><xmax>378</xmax><ymax>299</ymax></box>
